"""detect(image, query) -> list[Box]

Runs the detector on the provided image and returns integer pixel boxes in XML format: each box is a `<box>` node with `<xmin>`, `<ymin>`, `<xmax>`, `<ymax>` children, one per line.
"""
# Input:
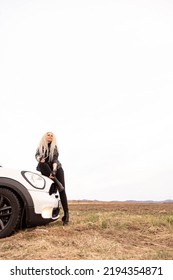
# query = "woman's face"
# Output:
<box><xmin>46</xmin><ymin>132</ymin><xmax>54</xmax><ymax>143</ymax></box>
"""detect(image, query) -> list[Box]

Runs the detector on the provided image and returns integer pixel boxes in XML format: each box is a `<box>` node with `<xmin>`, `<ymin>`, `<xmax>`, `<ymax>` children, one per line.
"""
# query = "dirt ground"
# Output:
<box><xmin>0</xmin><ymin>201</ymin><xmax>173</xmax><ymax>260</ymax></box>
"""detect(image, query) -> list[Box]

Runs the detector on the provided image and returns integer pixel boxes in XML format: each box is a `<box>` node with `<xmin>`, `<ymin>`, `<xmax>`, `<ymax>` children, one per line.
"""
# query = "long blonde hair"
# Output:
<box><xmin>37</xmin><ymin>132</ymin><xmax>58</xmax><ymax>161</ymax></box>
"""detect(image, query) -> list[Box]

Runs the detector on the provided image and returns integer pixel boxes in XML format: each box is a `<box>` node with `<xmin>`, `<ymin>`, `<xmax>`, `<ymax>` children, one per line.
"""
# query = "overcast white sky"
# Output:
<box><xmin>0</xmin><ymin>0</ymin><xmax>173</xmax><ymax>201</ymax></box>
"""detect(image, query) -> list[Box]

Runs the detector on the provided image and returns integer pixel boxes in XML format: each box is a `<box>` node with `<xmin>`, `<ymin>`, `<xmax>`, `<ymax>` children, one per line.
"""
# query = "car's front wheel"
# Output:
<box><xmin>0</xmin><ymin>188</ymin><xmax>22</xmax><ymax>238</ymax></box>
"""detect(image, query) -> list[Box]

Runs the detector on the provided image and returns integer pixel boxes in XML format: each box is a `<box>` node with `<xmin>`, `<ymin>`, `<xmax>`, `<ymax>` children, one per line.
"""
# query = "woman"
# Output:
<box><xmin>35</xmin><ymin>132</ymin><xmax>69</xmax><ymax>225</ymax></box>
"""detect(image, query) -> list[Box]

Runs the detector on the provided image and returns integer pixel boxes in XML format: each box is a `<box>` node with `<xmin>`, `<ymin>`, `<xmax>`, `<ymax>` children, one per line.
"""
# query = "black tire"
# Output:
<box><xmin>0</xmin><ymin>188</ymin><xmax>22</xmax><ymax>238</ymax></box>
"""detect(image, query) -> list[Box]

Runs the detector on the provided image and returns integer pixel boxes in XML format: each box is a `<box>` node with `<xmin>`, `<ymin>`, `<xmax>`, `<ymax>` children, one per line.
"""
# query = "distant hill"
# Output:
<box><xmin>69</xmin><ymin>199</ymin><xmax>173</xmax><ymax>203</ymax></box>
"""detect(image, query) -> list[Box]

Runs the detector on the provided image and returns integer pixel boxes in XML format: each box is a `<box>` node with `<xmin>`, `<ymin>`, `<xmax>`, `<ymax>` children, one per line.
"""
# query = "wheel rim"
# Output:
<box><xmin>0</xmin><ymin>195</ymin><xmax>12</xmax><ymax>231</ymax></box>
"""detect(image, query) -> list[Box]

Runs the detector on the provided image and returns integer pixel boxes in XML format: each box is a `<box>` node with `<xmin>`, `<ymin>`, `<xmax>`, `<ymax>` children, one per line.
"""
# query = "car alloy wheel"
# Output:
<box><xmin>0</xmin><ymin>188</ymin><xmax>22</xmax><ymax>238</ymax></box>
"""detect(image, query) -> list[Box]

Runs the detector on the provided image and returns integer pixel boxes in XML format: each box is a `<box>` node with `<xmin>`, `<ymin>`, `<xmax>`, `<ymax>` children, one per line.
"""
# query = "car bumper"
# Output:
<box><xmin>25</xmin><ymin>205</ymin><xmax>60</xmax><ymax>227</ymax></box>
<box><xmin>25</xmin><ymin>190</ymin><xmax>60</xmax><ymax>226</ymax></box>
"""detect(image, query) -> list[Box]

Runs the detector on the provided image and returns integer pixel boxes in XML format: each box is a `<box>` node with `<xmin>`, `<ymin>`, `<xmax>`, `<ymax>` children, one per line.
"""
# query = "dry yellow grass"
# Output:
<box><xmin>0</xmin><ymin>201</ymin><xmax>173</xmax><ymax>260</ymax></box>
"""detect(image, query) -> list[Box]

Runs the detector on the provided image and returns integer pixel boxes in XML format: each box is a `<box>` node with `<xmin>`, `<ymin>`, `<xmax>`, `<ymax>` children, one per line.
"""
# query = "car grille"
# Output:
<box><xmin>49</xmin><ymin>183</ymin><xmax>58</xmax><ymax>195</ymax></box>
<box><xmin>52</xmin><ymin>207</ymin><xmax>60</xmax><ymax>218</ymax></box>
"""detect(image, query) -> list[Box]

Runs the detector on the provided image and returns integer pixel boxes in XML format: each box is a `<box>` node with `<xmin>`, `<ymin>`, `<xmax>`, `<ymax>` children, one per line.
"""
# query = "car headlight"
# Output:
<box><xmin>22</xmin><ymin>171</ymin><xmax>45</xmax><ymax>189</ymax></box>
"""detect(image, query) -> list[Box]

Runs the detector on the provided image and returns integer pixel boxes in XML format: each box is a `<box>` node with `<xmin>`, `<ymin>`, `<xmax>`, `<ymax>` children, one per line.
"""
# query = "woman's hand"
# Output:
<box><xmin>49</xmin><ymin>170</ymin><xmax>56</xmax><ymax>179</ymax></box>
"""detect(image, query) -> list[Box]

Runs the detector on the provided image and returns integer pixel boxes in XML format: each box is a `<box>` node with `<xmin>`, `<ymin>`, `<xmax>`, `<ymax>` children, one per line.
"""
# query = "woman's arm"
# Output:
<box><xmin>52</xmin><ymin>146</ymin><xmax>62</xmax><ymax>171</ymax></box>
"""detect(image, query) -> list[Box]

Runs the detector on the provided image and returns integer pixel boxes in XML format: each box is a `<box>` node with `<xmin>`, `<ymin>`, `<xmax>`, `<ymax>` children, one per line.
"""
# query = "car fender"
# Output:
<box><xmin>0</xmin><ymin>177</ymin><xmax>34</xmax><ymax>208</ymax></box>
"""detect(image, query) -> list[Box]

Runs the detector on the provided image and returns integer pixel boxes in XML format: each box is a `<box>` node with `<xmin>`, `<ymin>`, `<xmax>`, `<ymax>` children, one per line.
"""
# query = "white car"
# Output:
<box><xmin>0</xmin><ymin>166</ymin><xmax>60</xmax><ymax>238</ymax></box>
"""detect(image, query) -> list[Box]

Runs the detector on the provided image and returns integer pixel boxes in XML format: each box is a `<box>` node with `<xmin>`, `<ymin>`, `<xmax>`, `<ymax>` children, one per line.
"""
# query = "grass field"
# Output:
<box><xmin>0</xmin><ymin>201</ymin><xmax>173</xmax><ymax>260</ymax></box>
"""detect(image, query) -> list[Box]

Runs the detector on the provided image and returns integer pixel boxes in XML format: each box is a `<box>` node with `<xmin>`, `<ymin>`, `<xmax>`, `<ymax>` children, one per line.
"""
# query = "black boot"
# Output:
<box><xmin>62</xmin><ymin>212</ymin><xmax>69</xmax><ymax>225</ymax></box>
<box><xmin>53</xmin><ymin>177</ymin><xmax>64</xmax><ymax>192</ymax></box>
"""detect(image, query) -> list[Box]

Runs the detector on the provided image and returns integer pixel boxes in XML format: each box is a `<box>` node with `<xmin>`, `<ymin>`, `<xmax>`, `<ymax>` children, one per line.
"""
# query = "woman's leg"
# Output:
<box><xmin>37</xmin><ymin>162</ymin><xmax>52</xmax><ymax>177</ymax></box>
<box><xmin>37</xmin><ymin>162</ymin><xmax>64</xmax><ymax>192</ymax></box>
<box><xmin>56</xmin><ymin>167</ymin><xmax>69</xmax><ymax>225</ymax></box>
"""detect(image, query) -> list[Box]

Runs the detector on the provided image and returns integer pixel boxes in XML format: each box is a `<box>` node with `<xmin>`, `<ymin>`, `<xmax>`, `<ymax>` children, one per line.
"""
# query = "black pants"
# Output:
<box><xmin>37</xmin><ymin>162</ymin><xmax>69</xmax><ymax>214</ymax></box>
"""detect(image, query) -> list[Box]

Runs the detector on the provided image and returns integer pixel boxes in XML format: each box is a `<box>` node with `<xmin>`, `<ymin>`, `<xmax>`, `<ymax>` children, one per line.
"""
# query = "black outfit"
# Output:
<box><xmin>35</xmin><ymin>144</ymin><xmax>69</xmax><ymax>225</ymax></box>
